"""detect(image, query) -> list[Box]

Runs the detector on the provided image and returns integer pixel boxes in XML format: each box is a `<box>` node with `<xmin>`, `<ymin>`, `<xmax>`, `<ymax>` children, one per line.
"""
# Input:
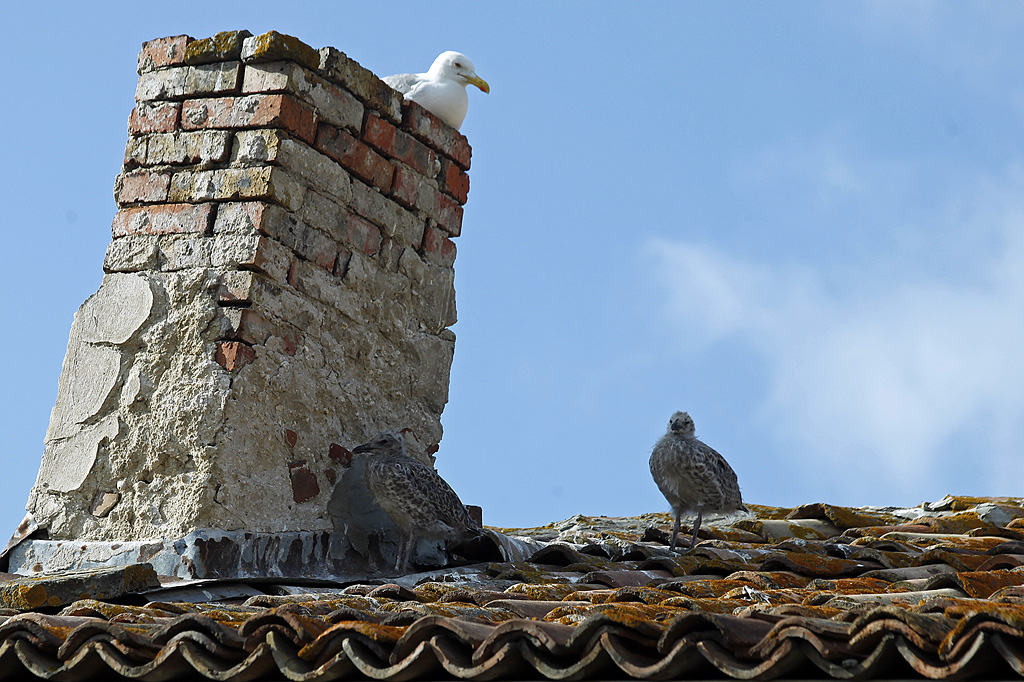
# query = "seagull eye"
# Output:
<box><xmin>455</xmin><ymin>62</ymin><xmax>463</xmax><ymax>68</ymax></box>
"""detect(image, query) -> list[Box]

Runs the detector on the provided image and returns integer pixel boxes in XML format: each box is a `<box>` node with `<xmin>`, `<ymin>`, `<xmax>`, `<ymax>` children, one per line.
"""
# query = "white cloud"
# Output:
<box><xmin>644</xmin><ymin>187</ymin><xmax>1024</xmax><ymax>499</ymax></box>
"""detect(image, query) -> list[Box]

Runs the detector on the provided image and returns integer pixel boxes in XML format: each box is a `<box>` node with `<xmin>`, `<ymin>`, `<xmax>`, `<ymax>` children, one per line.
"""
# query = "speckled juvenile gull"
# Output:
<box><xmin>353</xmin><ymin>430</ymin><xmax>480</xmax><ymax>572</ymax></box>
<box><xmin>650</xmin><ymin>411</ymin><xmax>746</xmax><ymax>550</ymax></box>
<box><xmin>383</xmin><ymin>51</ymin><xmax>489</xmax><ymax>130</ymax></box>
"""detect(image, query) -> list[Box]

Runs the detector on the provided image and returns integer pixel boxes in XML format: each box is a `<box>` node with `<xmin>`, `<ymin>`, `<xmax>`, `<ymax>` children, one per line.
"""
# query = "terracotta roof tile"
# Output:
<box><xmin>3</xmin><ymin>496</ymin><xmax>1024</xmax><ymax>679</ymax></box>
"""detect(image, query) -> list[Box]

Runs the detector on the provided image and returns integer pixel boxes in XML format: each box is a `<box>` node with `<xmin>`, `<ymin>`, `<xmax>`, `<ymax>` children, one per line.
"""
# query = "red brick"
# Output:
<box><xmin>315</xmin><ymin>123</ymin><xmax>393</xmax><ymax>192</ymax></box>
<box><xmin>288</xmin><ymin>461</ymin><xmax>320</xmax><ymax>503</ymax></box>
<box><xmin>138</xmin><ymin>35</ymin><xmax>192</xmax><ymax>73</ymax></box>
<box><xmin>285</xmin><ymin>429</ymin><xmax>298</xmax><ymax>448</ymax></box>
<box><xmin>400</xmin><ymin>100</ymin><xmax>472</xmax><ymax>170</ymax></box>
<box><xmin>114</xmin><ymin>170</ymin><xmax>171</xmax><ymax>206</ymax></box>
<box><xmin>328</xmin><ymin>443</ymin><xmax>353</xmax><ymax>467</ymax></box>
<box><xmin>129</xmin><ymin>102</ymin><xmax>181</xmax><ymax>136</ymax></box>
<box><xmin>363</xmin><ymin>114</ymin><xmax>436</xmax><ymax>177</ymax></box>
<box><xmin>393</xmin><ymin>129</ymin><xmax>436</xmax><ymax>176</ymax></box>
<box><xmin>181</xmin><ymin>94</ymin><xmax>316</xmax><ymax>144</ymax></box>
<box><xmin>181</xmin><ymin>96</ymin><xmax>234</xmax><ymax>129</ymax></box>
<box><xmin>215</xmin><ymin>341</ymin><xmax>256</xmax><ymax>372</ymax></box>
<box><xmin>421</xmin><ymin>226</ymin><xmax>456</xmax><ymax>267</ymax></box>
<box><xmin>344</xmin><ymin>215</ymin><xmax>382</xmax><ymax>255</ymax></box>
<box><xmin>112</xmin><ymin>203</ymin><xmax>214</xmax><ymax>237</ymax></box>
<box><xmin>253</xmin><ymin>94</ymin><xmax>317</xmax><ymax>144</ymax></box>
<box><xmin>362</xmin><ymin>114</ymin><xmax>396</xmax><ymax>155</ymax></box>
<box><xmin>436</xmin><ymin>193</ymin><xmax>464</xmax><ymax>237</ymax></box>
<box><xmin>439</xmin><ymin>156</ymin><xmax>470</xmax><ymax>205</ymax></box>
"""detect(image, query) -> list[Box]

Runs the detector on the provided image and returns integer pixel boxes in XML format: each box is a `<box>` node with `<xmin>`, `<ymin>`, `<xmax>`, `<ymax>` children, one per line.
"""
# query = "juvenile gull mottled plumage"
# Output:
<box><xmin>650</xmin><ymin>411</ymin><xmax>746</xmax><ymax>550</ymax></box>
<box><xmin>353</xmin><ymin>430</ymin><xmax>480</xmax><ymax>572</ymax></box>
<box><xmin>383</xmin><ymin>51</ymin><xmax>489</xmax><ymax>130</ymax></box>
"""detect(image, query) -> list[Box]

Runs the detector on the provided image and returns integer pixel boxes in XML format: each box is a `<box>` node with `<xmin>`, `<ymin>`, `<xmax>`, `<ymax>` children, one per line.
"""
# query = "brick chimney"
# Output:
<box><xmin>11</xmin><ymin>31</ymin><xmax>473</xmax><ymax>578</ymax></box>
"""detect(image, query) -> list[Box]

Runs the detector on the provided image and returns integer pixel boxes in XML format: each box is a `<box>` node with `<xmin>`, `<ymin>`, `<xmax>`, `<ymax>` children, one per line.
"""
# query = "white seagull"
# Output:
<box><xmin>383</xmin><ymin>51</ymin><xmax>490</xmax><ymax>130</ymax></box>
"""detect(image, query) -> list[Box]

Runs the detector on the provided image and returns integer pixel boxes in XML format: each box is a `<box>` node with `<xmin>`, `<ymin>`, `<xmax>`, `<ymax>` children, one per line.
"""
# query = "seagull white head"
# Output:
<box><xmin>428</xmin><ymin>51</ymin><xmax>490</xmax><ymax>94</ymax></box>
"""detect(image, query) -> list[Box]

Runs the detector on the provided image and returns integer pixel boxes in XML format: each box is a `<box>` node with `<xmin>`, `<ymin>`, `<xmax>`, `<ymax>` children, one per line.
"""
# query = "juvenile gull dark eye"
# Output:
<box><xmin>353</xmin><ymin>430</ymin><xmax>481</xmax><ymax>572</ymax></box>
<box><xmin>649</xmin><ymin>411</ymin><xmax>746</xmax><ymax>550</ymax></box>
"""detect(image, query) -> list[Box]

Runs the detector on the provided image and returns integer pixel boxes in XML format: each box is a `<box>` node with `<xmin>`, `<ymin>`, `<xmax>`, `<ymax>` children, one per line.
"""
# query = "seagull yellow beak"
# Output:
<box><xmin>467</xmin><ymin>74</ymin><xmax>490</xmax><ymax>94</ymax></box>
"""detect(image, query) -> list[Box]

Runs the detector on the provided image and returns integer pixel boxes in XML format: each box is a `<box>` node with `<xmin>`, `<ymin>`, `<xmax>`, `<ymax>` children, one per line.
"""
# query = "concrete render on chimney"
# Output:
<box><xmin>13</xmin><ymin>31</ymin><xmax>474</xmax><ymax>577</ymax></box>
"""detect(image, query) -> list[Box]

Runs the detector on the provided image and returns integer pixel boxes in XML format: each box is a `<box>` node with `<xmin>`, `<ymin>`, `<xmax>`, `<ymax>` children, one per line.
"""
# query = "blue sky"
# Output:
<box><xmin>2</xmin><ymin>2</ymin><xmax>1022</xmax><ymax>534</ymax></box>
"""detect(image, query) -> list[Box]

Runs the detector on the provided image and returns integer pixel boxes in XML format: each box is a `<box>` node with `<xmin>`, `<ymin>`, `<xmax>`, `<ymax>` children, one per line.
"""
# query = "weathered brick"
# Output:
<box><xmin>220</xmin><ymin>308</ymin><xmax>275</xmax><ymax>344</ymax></box>
<box><xmin>212</xmin><ymin>234</ymin><xmax>293</xmax><ymax>283</ymax></box>
<box><xmin>243</xmin><ymin>61</ymin><xmax>363</xmax><ymax>132</ymax></box>
<box><xmin>436</xmin><ymin>192</ymin><xmax>464</xmax><ymax>237</ymax></box>
<box><xmin>114</xmin><ymin>170</ymin><xmax>172</xmax><ymax>206</ymax></box>
<box><xmin>168</xmin><ymin>167</ymin><xmax>305</xmax><ymax>211</ymax></box>
<box><xmin>232</xmin><ymin>129</ymin><xmax>351</xmax><ymax>204</ymax></box>
<box><xmin>401</xmin><ymin>100</ymin><xmax>472</xmax><ymax>170</ymax></box>
<box><xmin>183</xmin><ymin>61</ymin><xmax>242</xmax><ymax>97</ymax></box>
<box><xmin>315</xmin><ymin>123</ymin><xmax>393</xmax><ymax>192</ymax></box>
<box><xmin>104</xmin><ymin>235</ymin><xmax>159</xmax><ymax>272</ymax></box>
<box><xmin>181</xmin><ymin>93</ymin><xmax>316</xmax><ymax>144</ymax></box>
<box><xmin>217</xmin><ymin>270</ymin><xmax>257</xmax><ymax>304</ymax></box>
<box><xmin>112</xmin><ymin>203</ymin><xmax>214</xmax><ymax>237</ymax></box>
<box><xmin>344</xmin><ymin>214</ymin><xmax>382</xmax><ymax>255</ymax></box>
<box><xmin>123</xmin><ymin>137</ymin><xmax>147</xmax><ymax>170</ymax></box>
<box><xmin>318</xmin><ymin>47</ymin><xmax>402</xmax><ymax>123</ymax></box>
<box><xmin>159</xmin><ymin>235</ymin><xmax>213</xmax><ymax>270</ymax></box>
<box><xmin>288</xmin><ymin>257</ymin><xmax>345</xmax><ymax>302</ymax></box>
<box><xmin>363</xmin><ymin>114</ymin><xmax>435</xmax><ymax>176</ymax></box>
<box><xmin>219</xmin><ymin>307</ymin><xmax>299</xmax><ymax>355</ymax></box>
<box><xmin>136</xmin><ymin>66</ymin><xmax>188</xmax><ymax>101</ymax></box>
<box><xmin>296</xmin><ymin>191</ymin><xmax>348</xmax><ymax>243</ymax></box>
<box><xmin>214</xmin><ymin>201</ymin><xmax>288</xmax><ymax>237</ymax></box>
<box><xmin>391</xmin><ymin>165</ymin><xmax>441</xmax><ymax>218</ymax></box>
<box><xmin>138</xmin><ymin>35</ymin><xmax>191</xmax><ymax>74</ymax></box>
<box><xmin>143</xmin><ymin>130</ymin><xmax>232</xmax><ymax>167</ymax></box>
<box><xmin>215</xmin><ymin>341</ymin><xmax>256</xmax><ymax>371</ymax></box>
<box><xmin>215</xmin><ymin>192</ymin><xmax>337</xmax><ymax>270</ymax></box>
<box><xmin>184</xmin><ymin>30</ymin><xmax>252</xmax><ymax>65</ymax></box>
<box><xmin>348</xmin><ymin>179</ymin><xmax>424</xmax><ymax>246</ymax></box>
<box><xmin>438</xmin><ymin>156</ymin><xmax>469</xmax><ymax>205</ymax></box>
<box><xmin>241</xmin><ymin>31</ymin><xmax>320</xmax><ymax>71</ymax></box>
<box><xmin>129</xmin><ymin>101</ymin><xmax>180</xmax><ymax>136</ymax></box>
<box><xmin>420</xmin><ymin>225</ymin><xmax>456</xmax><ymax>267</ymax></box>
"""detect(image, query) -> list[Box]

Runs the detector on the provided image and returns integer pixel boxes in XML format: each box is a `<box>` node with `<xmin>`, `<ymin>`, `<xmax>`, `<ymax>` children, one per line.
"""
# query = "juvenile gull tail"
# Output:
<box><xmin>353</xmin><ymin>430</ymin><xmax>480</xmax><ymax>572</ymax></box>
<box><xmin>649</xmin><ymin>411</ymin><xmax>745</xmax><ymax>550</ymax></box>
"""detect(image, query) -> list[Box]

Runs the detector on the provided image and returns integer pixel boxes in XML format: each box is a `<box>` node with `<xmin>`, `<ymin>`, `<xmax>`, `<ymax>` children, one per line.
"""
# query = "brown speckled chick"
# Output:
<box><xmin>353</xmin><ymin>430</ymin><xmax>480</xmax><ymax>572</ymax></box>
<box><xmin>650</xmin><ymin>411</ymin><xmax>746</xmax><ymax>550</ymax></box>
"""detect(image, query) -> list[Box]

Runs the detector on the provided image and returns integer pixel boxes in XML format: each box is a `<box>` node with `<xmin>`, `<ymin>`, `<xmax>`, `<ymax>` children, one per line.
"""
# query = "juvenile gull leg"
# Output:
<box><xmin>650</xmin><ymin>412</ymin><xmax>745</xmax><ymax>552</ymax></box>
<box><xmin>690</xmin><ymin>506</ymin><xmax>704</xmax><ymax>549</ymax></box>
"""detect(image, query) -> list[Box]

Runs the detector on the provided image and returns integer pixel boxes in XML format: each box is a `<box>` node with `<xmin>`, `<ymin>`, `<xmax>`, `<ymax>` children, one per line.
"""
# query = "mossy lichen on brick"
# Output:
<box><xmin>242</xmin><ymin>31</ymin><xmax>320</xmax><ymax>71</ymax></box>
<box><xmin>185</xmin><ymin>30</ymin><xmax>254</xmax><ymax>65</ymax></box>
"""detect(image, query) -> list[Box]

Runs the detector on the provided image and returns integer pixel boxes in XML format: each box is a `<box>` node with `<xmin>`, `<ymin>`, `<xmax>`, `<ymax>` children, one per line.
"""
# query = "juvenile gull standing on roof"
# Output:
<box><xmin>353</xmin><ymin>430</ymin><xmax>481</xmax><ymax>572</ymax></box>
<box><xmin>383</xmin><ymin>51</ymin><xmax>490</xmax><ymax>130</ymax></box>
<box><xmin>650</xmin><ymin>411</ymin><xmax>746</xmax><ymax>550</ymax></box>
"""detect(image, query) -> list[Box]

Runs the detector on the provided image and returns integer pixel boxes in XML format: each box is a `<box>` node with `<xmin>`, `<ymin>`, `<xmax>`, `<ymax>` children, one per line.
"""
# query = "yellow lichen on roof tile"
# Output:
<box><xmin>503</xmin><ymin>582</ymin><xmax>579</xmax><ymax>601</ymax></box>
